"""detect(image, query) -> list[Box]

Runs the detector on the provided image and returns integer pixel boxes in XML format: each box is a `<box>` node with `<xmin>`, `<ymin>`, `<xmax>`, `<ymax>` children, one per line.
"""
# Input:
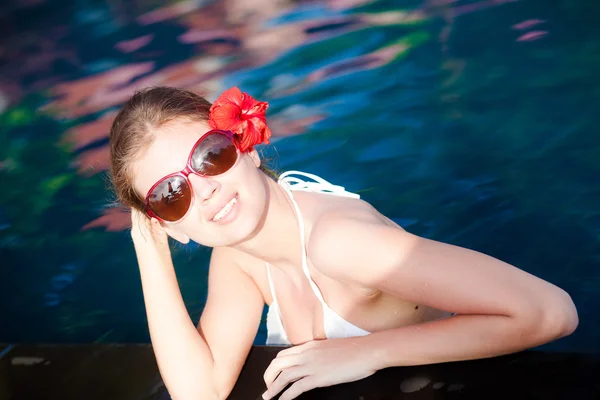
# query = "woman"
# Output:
<box><xmin>109</xmin><ymin>86</ymin><xmax>578</xmax><ymax>400</ymax></box>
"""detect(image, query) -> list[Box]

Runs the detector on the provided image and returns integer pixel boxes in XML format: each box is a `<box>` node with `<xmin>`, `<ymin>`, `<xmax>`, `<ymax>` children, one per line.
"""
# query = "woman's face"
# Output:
<box><xmin>131</xmin><ymin>119</ymin><xmax>269</xmax><ymax>247</ymax></box>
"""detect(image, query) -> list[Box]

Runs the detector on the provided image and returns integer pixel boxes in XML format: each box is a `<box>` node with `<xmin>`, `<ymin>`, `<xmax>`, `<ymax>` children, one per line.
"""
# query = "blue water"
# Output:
<box><xmin>0</xmin><ymin>0</ymin><xmax>599</xmax><ymax>353</ymax></box>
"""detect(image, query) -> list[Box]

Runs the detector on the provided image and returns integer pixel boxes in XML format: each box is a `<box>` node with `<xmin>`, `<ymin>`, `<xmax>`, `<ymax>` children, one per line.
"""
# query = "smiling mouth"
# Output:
<box><xmin>212</xmin><ymin>194</ymin><xmax>239</xmax><ymax>222</ymax></box>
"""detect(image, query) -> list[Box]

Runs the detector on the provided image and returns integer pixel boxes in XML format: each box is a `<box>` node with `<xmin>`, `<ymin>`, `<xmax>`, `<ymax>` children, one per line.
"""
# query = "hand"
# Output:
<box><xmin>130</xmin><ymin>208</ymin><xmax>169</xmax><ymax>250</ymax></box>
<box><xmin>262</xmin><ymin>338</ymin><xmax>378</xmax><ymax>400</ymax></box>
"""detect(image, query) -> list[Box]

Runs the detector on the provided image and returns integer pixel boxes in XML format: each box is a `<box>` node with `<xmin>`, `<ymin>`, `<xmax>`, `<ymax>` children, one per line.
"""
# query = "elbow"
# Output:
<box><xmin>169</xmin><ymin>389</ymin><xmax>222</xmax><ymax>400</ymax></box>
<box><xmin>521</xmin><ymin>288</ymin><xmax>579</xmax><ymax>344</ymax></box>
<box><xmin>164</xmin><ymin>364</ymin><xmax>230</xmax><ymax>400</ymax></box>
<box><xmin>544</xmin><ymin>288</ymin><xmax>579</xmax><ymax>339</ymax></box>
<box><xmin>167</xmin><ymin>381</ymin><xmax>223</xmax><ymax>400</ymax></box>
<box><xmin>555</xmin><ymin>296</ymin><xmax>579</xmax><ymax>338</ymax></box>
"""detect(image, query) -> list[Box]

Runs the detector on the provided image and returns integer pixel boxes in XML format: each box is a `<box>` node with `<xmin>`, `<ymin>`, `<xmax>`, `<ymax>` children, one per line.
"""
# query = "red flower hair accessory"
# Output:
<box><xmin>208</xmin><ymin>87</ymin><xmax>272</xmax><ymax>152</ymax></box>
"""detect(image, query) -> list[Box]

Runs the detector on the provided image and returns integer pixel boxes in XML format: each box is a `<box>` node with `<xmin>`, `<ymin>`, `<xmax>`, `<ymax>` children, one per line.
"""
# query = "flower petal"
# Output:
<box><xmin>209</xmin><ymin>86</ymin><xmax>271</xmax><ymax>152</ymax></box>
<box><xmin>214</xmin><ymin>86</ymin><xmax>243</xmax><ymax>108</ymax></box>
<box><xmin>210</xmin><ymin>103</ymin><xmax>242</xmax><ymax>133</ymax></box>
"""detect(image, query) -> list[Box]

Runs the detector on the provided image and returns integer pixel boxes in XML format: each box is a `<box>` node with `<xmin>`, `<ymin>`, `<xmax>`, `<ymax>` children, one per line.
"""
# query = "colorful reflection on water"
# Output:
<box><xmin>1</xmin><ymin>0</ymin><xmax>599</xmax><ymax>352</ymax></box>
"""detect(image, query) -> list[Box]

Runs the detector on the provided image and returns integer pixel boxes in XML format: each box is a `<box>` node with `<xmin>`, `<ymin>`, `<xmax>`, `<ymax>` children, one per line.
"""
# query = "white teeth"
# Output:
<box><xmin>212</xmin><ymin>196</ymin><xmax>238</xmax><ymax>222</ymax></box>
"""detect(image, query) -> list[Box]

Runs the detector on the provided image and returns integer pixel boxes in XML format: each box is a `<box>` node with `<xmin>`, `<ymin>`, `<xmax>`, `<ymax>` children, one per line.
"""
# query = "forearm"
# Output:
<box><xmin>363</xmin><ymin>313</ymin><xmax>568</xmax><ymax>370</ymax></box>
<box><xmin>136</xmin><ymin>243</ymin><xmax>219</xmax><ymax>400</ymax></box>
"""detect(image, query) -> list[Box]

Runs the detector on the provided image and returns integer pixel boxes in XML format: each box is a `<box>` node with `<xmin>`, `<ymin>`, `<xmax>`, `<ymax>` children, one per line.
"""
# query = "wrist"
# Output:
<box><xmin>358</xmin><ymin>333</ymin><xmax>391</xmax><ymax>371</ymax></box>
<box><xmin>133</xmin><ymin>236</ymin><xmax>171</xmax><ymax>261</ymax></box>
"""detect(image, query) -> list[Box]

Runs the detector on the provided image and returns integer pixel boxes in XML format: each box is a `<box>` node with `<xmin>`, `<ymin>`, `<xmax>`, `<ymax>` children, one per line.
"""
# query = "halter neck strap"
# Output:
<box><xmin>277</xmin><ymin>170</ymin><xmax>360</xmax><ymax>199</ymax></box>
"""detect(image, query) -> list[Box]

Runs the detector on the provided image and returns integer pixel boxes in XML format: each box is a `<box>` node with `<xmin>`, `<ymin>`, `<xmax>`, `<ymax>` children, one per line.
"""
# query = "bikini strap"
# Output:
<box><xmin>279</xmin><ymin>183</ymin><xmax>327</xmax><ymax>305</ymax></box>
<box><xmin>279</xmin><ymin>170</ymin><xmax>360</xmax><ymax>305</ymax></box>
<box><xmin>278</xmin><ymin>170</ymin><xmax>360</xmax><ymax>199</ymax></box>
<box><xmin>265</xmin><ymin>262</ymin><xmax>278</xmax><ymax>304</ymax></box>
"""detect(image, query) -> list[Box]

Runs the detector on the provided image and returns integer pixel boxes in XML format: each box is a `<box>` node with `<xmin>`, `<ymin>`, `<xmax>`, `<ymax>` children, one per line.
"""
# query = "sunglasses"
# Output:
<box><xmin>144</xmin><ymin>129</ymin><xmax>240</xmax><ymax>223</ymax></box>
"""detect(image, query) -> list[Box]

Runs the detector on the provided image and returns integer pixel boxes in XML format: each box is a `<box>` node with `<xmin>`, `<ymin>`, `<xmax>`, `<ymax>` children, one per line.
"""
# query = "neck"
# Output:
<box><xmin>230</xmin><ymin>175</ymin><xmax>302</xmax><ymax>265</ymax></box>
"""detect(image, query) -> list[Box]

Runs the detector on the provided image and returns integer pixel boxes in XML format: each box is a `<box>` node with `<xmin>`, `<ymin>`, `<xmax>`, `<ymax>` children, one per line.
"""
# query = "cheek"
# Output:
<box><xmin>235</xmin><ymin>173</ymin><xmax>267</xmax><ymax>220</ymax></box>
<box><xmin>244</xmin><ymin>171</ymin><xmax>267</xmax><ymax>201</ymax></box>
<box><xmin>251</xmin><ymin>181</ymin><xmax>268</xmax><ymax>219</ymax></box>
<box><xmin>173</xmin><ymin>207</ymin><xmax>209</xmax><ymax>237</ymax></box>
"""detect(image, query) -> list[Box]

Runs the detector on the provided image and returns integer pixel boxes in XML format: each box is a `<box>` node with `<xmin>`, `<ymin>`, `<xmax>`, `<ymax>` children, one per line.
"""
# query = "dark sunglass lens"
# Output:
<box><xmin>190</xmin><ymin>133</ymin><xmax>237</xmax><ymax>176</ymax></box>
<box><xmin>148</xmin><ymin>175</ymin><xmax>192</xmax><ymax>222</ymax></box>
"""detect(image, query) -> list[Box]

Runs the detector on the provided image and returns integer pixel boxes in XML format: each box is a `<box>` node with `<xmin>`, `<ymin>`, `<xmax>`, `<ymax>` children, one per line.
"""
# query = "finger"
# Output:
<box><xmin>131</xmin><ymin>208</ymin><xmax>149</xmax><ymax>227</ymax></box>
<box><xmin>275</xmin><ymin>341</ymin><xmax>312</xmax><ymax>358</ymax></box>
<box><xmin>130</xmin><ymin>211</ymin><xmax>143</xmax><ymax>235</ymax></box>
<box><xmin>149</xmin><ymin>217</ymin><xmax>164</xmax><ymax>232</ymax></box>
<box><xmin>130</xmin><ymin>207</ymin><xmax>140</xmax><ymax>224</ymax></box>
<box><xmin>131</xmin><ymin>212</ymin><xmax>149</xmax><ymax>237</ymax></box>
<box><xmin>278</xmin><ymin>376</ymin><xmax>320</xmax><ymax>400</ymax></box>
<box><xmin>262</xmin><ymin>367</ymin><xmax>308</xmax><ymax>400</ymax></box>
<box><xmin>263</xmin><ymin>354</ymin><xmax>302</xmax><ymax>388</ymax></box>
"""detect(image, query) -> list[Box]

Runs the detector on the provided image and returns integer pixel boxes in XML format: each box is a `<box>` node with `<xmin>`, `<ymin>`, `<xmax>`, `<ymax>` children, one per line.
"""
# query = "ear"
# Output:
<box><xmin>247</xmin><ymin>148</ymin><xmax>261</xmax><ymax>168</ymax></box>
<box><xmin>162</xmin><ymin>225</ymin><xmax>190</xmax><ymax>244</ymax></box>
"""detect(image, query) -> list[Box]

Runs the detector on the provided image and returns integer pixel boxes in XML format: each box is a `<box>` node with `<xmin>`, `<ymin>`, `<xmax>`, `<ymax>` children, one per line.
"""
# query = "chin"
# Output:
<box><xmin>229</xmin><ymin>211</ymin><xmax>264</xmax><ymax>246</ymax></box>
<box><xmin>206</xmin><ymin>205</ymin><xmax>264</xmax><ymax>248</ymax></box>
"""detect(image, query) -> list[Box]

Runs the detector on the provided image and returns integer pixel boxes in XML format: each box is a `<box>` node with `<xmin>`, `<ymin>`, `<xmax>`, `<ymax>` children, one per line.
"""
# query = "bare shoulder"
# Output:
<box><xmin>306</xmin><ymin>196</ymin><xmax>412</xmax><ymax>281</ymax></box>
<box><xmin>209</xmin><ymin>246</ymin><xmax>247</xmax><ymax>275</ymax></box>
<box><xmin>209</xmin><ymin>245</ymin><xmax>271</xmax><ymax>302</ymax></box>
<box><xmin>308</xmin><ymin>195</ymin><xmax>406</xmax><ymax>243</ymax></box>
<box><xmin>210</xmin><ymin>245</ymin><xmax>259</xmax><ymax>271</ymax></box>
<box><xmin>209</xmin><ymin>245</ymin><xmax>236</xmax><ymax>263</ymax></box>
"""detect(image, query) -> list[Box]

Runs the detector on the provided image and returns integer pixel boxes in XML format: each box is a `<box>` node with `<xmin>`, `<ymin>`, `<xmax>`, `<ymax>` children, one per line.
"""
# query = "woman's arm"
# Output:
<box><xmin>197</xmin><ymin>246</ymin><xmax>266</xmax><ymax>398</ymax></box>
<box><xmin>261</xmin><ymin>207</ymin><xmax>578</xmax><ymax>400</ymax></box>
<box><xmin>308</xmin><ymin>210</ymin><xmax>578</xmax><ymax>367</ymax></box>
<box><xmin>132</xmin><ymin>210</ymin><xmax>263</xmax><ymax>400</ymax></box>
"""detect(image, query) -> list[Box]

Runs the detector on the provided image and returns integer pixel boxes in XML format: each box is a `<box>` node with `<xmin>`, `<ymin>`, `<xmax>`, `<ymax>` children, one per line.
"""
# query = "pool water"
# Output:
<box><xmin>0</xmin><ymin>0</ymin><xmax>599</xmax><ymax>353</ymax></box>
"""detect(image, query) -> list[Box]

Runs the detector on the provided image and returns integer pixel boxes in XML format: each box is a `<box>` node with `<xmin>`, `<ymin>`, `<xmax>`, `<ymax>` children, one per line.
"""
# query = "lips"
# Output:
<box><xmin>208</xmin><ymin>193</ymin><xmax>239</xmax><ymax>222</ymax></box>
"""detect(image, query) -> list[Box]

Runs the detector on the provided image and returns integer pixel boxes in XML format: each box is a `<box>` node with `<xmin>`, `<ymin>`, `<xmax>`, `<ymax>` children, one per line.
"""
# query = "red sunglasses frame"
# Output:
<box><xmin>144</xmin><ymin>129</ymin><xmax>241</xmax><ymax>223</ymax></box>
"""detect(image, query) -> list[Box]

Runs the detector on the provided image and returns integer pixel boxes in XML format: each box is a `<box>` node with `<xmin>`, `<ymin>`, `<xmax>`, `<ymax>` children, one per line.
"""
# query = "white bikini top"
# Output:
<box><xmin>265</xmin><ymin>170</ymin><xmax>371</xmax><ymax>346</ymax></box>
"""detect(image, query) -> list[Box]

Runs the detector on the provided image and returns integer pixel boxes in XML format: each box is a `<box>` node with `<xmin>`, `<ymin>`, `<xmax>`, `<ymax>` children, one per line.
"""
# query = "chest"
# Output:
<box><xmin>261</xmin><ymin>259</ymin><xmax>380</xmax><ymax>343</ymax></box>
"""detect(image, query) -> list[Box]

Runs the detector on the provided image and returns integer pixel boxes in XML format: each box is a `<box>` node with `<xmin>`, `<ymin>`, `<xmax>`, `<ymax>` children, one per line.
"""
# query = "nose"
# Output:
<box><xmin>188</xmin><ymin>174</ymin><xmax>219</xmax><ymax>205</ymax></box>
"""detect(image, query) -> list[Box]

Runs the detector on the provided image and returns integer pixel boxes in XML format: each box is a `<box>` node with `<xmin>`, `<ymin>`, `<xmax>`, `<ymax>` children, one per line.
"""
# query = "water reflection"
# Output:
<box><xmin>1</xmin><ymin>0</ymin><xmax>599</xmax><ymax>351</ymax></box>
